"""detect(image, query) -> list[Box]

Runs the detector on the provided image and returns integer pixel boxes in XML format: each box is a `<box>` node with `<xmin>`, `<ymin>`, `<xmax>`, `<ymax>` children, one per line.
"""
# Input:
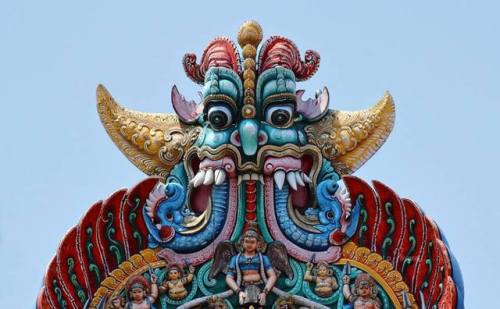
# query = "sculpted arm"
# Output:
<box><xmin>225</xmin><ymin>256</ymin><xmax>241</xmax><ymax>293</ymax></box>
<box><xmin>331</xmin><ymin>276</ymin><xmax>339</xmax><ymax>290</ymax></box>
<box><xmin>182</xmin><ymin>265</ymin><xmax>196</xmax><ymax>284</ymax></box>
<box><xmin>149</xmin><ymin>275</ymin><xmax>159</xmax><ymax>303</ymax></box>
<box><xmin>304</xmin><ymin>262</ymin><xmax>314</xmax><ymax>282</ymax></box>
<box><xmin>265</xmin><ymin>267</ymin><xmax>277</xmax><ymax>292</ymax></box>
<box><xmin>342</xmin><ymin>275</ymin><xmax>353</xmax><ymax>302</ymax></box>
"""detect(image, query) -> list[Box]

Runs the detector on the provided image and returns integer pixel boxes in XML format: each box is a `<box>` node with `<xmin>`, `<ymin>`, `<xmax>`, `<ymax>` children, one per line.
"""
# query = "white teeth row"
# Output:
<box><xmin>145</xmin><ymin>183</ymin><xmax>166</xmax><ymax>219</ymax></box>
<box><xmin>237</xmin><ymin>173</ymin><xmax>264</xmax><ymax>185</ymax></box>
<box><xmin>190</xmin><ymin>168</ymin><xmax>227</xmax><ymax>188</ymax></box>
<box><xmin>336</xmin><ymin>187</ymin><xmax>352</xmax><ymax>219</ymax></box>
<box><xmin>274</xmin><ymin>170</ymin><xmax>312</xmax><ymax>191</ymax></box>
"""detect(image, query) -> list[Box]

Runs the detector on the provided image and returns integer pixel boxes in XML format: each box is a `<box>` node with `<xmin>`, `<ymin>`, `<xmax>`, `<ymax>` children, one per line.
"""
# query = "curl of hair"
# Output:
<box><xmin>183</xmin><ymin>37</ymin><xmax>241</xmax><ymax>84</ymax></box>
<box><xmin>257</xmin><ymin>36</ymin><xmax>320</xmax><ymax>81</ymax></box>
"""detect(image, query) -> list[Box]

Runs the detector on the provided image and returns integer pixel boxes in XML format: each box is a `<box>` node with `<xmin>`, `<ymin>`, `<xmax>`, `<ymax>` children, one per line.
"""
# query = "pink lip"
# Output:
<box><xmin>199</xmin><ymin>156</ymin><xmax>236</xmax><ymax>177</ymax></box>
<box><xmin>263</xmin><ymin>156</ymin><xmax>302</xmax><ymax>175</ymax></box>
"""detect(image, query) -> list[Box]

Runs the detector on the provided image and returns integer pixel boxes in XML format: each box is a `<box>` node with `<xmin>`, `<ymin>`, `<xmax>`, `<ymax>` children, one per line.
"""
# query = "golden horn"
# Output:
<box><xmin>96</xmin><ymin>85</ymin><xmax>201</xmax><ymax>176</ymax></box>
<box><xmin>304</xmin><ymin>92</ymin><xmax>395</xmax><ymax>175</ymax></box>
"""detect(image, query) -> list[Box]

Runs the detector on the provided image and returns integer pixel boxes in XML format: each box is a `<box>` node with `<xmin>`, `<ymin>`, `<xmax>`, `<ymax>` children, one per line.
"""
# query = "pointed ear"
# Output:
<box><xmin>296</xmin><ymin>87</ymin><xmax>330</xmax><ymax>121</ymax></box>
<box><xmin>171</xmin><ymin>85</ymin><xmax>203</xmax><ymax>123</ymax></box>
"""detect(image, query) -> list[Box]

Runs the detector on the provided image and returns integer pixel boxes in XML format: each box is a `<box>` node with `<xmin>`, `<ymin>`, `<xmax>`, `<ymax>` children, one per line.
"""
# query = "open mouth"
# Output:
<box><xmin>263</xmin><ymin>154</ymin><xmax>316</xmax><ymax>210</ymax></box>
<box><xmin>187</xmin><ymin>153</ymin><xmax>237</xmax><ymax>214</ymax></box>
<box><xmin>186</xmin><ymin>146</ymin><xmax>320</xmax><ymax>214</ymax></box>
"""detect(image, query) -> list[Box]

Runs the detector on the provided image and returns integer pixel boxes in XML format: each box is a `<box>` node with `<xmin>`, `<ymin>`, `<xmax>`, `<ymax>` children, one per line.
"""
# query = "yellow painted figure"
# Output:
<box><xmin>207</xmin><ymin>296</ymin><xmax>228</xmax><ymax>309</ymax></box>
<box><xmin>274</xmin><ymin>295</ymin><xmax>296</xmax><ymax>309</ymax></box>
<box><xmin>159</xmin><ymin>263</ymin><xmax>195</xmax><ymax>300</ymax></box>
<box><xmin>342</xmin><ymin>273</ymin><xmax>381</xmax><ymax>309</ymax></box>
<box><xmin>304</xmin><ymin>261</ymin><xmax>339</xmax><ymax>297</ymax></box>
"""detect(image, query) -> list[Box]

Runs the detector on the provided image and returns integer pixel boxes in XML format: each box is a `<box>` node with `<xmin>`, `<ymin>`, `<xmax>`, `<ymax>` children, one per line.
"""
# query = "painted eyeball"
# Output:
<box><xmin>326</xmin><ymin>210</ymin><xmax>335</xmax><ymax>220</ymax></box>
<box><xmin>265</xmin><ymin>105</ymin><xmax>294</xmax><ymax>127</ymax></box>
<box><xmin>207</xmin><ymin>105</ymin><xmax>233</xmax><ymax>130</ymax></box>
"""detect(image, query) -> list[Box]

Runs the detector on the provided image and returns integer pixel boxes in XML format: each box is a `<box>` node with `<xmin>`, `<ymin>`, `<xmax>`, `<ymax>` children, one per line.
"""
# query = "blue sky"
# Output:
<box><xmin>1</xmin><ymin>1</ymin><xmax>498</xmax><ymax>307</ymax></box>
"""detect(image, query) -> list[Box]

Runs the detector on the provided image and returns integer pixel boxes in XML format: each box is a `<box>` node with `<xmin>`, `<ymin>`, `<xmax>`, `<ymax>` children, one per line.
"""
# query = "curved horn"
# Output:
<box><xmin>96</xmin><ymin>85</ymin><xmax>201</xmax><ymax>177</ymax></box>
<box><xmin>304</xmin><ymin>91</ymin><xmax>395</xmax><ymax>175</ymax></box>
<box><xmin>296</xmin><ymin>86</ymin><xmax>330</xmax><ymax>121</ymax></box>
<box><xmin>171</xmin><ymin>85</ymin><xmax>203</xmax><ymax>123</ymax></box>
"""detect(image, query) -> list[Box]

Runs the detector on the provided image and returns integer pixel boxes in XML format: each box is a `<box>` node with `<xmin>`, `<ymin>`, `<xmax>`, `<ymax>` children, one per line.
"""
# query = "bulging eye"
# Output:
<box><xmin>326</xmin><ymin>211</ymin><xmax>334</xmax><ymax>220</ymax></box>
<box><xmin>265</xmin><ymin>105</ymin><xmax>294</xmax><ymax>127</ymax></box>
<box><xmin>207</xmin><ymin>105</ymin><xmax>233</xmax><ymax>130</ymax></box>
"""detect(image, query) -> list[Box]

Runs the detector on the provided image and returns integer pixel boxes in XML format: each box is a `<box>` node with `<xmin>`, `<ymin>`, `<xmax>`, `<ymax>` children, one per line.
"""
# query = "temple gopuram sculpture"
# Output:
<box><xmin>37</xmin><ymin>21</ymin><xmax>464</xmax><ymax>308</ymax></box>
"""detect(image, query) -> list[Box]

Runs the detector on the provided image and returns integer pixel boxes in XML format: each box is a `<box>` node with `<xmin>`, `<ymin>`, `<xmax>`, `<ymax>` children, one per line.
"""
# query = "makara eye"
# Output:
<box><xmin>265</xmin><ymin>105</ymin><xmax>293</xmax><ymax>127</ymax></box>
<box><xmin>326</xmin><ymin>211</ymin><xmax>334</xmax><ymax>219</ymax></box>
<box><xmin>207</xmin><ymin>105</ymin><xmax>233</xmax><ymax>130</ymax></box>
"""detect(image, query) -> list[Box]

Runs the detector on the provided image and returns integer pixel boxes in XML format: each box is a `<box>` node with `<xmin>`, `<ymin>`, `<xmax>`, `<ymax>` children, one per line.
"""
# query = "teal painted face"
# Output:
<box><xmin>192</xmin><ymin>66</ymin><xmax>310</xmax><ymax>158</ymax></box>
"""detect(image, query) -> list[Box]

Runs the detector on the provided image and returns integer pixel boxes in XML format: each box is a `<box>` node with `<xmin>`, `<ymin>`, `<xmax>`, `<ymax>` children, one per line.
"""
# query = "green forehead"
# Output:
<box><xmin>202</xmin><ymin>67</ymin><xmax>243</xmax><ymax>103</ymax></box>
<box><xmin>202</xmin><ymin>66</ymin><xmax>296</xmax><ymax>112</ymax></box>
<box><xmin>256</xmin><ymin>66</ymin><xmax>296</xmax><ymax>108</ymax></box>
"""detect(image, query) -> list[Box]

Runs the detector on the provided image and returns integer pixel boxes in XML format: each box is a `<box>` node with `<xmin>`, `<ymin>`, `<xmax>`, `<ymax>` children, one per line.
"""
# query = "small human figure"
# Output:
<box><xmin>342</xmin><ymin>273</ymin><xmax>381</xmax><ymax>309</ymax></box>
<box><xmin>207</xmin><ymin>295</ymin><xmax>228</xmax><ymax>309</ymax></box>
<box><xmin>159</xmin><ymin>263</ymin><xmax>195</xmax><ymax>300</ymax></box>
<box><xmin>225</xmin><ymin>228</ymin><xmax>278</xmax><ymax>308</ymax></box>
<box><xmin>121</xmin><ymin>274</ymin><xmax>158</xmax><ymax>309</ymax></box>
<box><xmin>274</xmin><ymin>294</ymin><xmax>296</xmax><ymax>309</ymax></box>
<box><xmin>304</xmin><ymin>261</ymin><xmax>338</xmax><ymax>297</ymax></box>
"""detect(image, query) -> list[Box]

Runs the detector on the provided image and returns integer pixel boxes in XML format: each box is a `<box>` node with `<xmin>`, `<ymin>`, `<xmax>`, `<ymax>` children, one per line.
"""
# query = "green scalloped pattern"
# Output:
<box><xmin>67</xmin><ymin>257</ymin><xmax>87</xmax><ymax>304</ymax></box>
<box><xmin>129</xmin><ymin>197</ymin><xmax>143</xmax><ymax>249</ymax></box>
<box><xmin>381</xmin><ymin>202</ymin><xmax>395</xmax><ymax>259</ymax></box>
<box><xmin>85</xmin><ymin>227</ymin><xmax>101</xmax><ymax>283</ymax></box>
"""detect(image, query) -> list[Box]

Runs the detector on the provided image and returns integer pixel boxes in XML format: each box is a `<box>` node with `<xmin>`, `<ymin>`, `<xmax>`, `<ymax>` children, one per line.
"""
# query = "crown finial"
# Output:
<box><xmin>238</xmin><ymin>20</ymin><xmax>263</xmax><ymax>47</ymax></box>
<box><xmin>238</xmin><ymin>20</ymin><xmax>262</xmax><ymax>119</ymax></box>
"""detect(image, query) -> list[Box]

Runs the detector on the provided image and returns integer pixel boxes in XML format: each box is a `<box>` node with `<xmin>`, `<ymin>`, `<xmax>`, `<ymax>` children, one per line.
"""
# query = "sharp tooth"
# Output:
<box><xmin>214</xmin><ymin>169</ymin><xmax>226</xmax><ymax>185</ymax></box>
<box><xmin>242</xmin><ymin>174</ymin><xmax>250</xmax><ymax>181</ymax></box>
<box><xmin>295</xmin><ymin>171</ymin><xmax>305</xmax><ymax>186</ymax></box>
<box><xmin>238</xmin><ymin>175</ymin><xmax>243</xmax><ymax>185</ymax></box>
<box><xmin>274</xmin><ymin>170</ymin><xmax>286</xmax><ymax>190</ymax></box>
<box><xmin>192</xmin><ymin>169</ymin><xmax>206</xmax><ymax>188</ymax></box>
<box><xmin>302</xmin><ymin>172</ymin><xmax>313</xmax><ymax>184</ymax></box>
<box><xmin>203</xmin><ymin>168</ymin><xmax>214</xmax><ymax>185</ymax></box>
<box><xmin>250</xmin><ymin>173</ymin><xmax>259</xmax><ymax>181</ymax></box>
<box><xmin>286</xmin><ymin>172</ymin><xmax>297</xmax><ymax>191</ymax></box>
<box><xmin>147</xmin><ymin>211</ymin><xmax>154</xmax><ymax>218</ymax></box>
<box><xmin>155</xmin><ymin>224</ymin><xmax>162</xmax><ymax>230</ymax></box>
<box><xmin>146</xmin><ymin>198</ymin><xmax>153</xmax><ymax>206</ymax></box>
<box><xmin>259</xmin><ymin>175</ymin><xmax>264</xmax><ymax>185</ymax></box>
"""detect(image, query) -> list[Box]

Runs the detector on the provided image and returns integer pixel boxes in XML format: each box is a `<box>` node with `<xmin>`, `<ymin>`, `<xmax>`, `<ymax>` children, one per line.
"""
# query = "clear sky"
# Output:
<box><xmin>1</xmin><ymin>0</ymin><xmax>498</xmax><ymax>307</ymax></box>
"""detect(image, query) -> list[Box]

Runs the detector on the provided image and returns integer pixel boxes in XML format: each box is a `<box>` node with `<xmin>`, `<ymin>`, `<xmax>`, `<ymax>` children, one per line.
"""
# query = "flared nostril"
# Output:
<box><xmin>258</xmin><ymin>131</ymin><xmax>268</xmax><ymax>145</ymax></box>
<box><xmin>230</xmin><ymin>131</ymin><xmax>241</xmax><ymax>146</ymax></box>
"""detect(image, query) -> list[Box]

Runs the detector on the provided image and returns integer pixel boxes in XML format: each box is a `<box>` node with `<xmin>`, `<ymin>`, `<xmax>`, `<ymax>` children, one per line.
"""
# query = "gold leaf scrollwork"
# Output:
<box><xmin>97</xmin><ymin>85</ymin><xmax>201</xmax><ymax>177</ymax></box>
<box><xmin>338</xmin><ymin>242</ymin><xmax>417</xmax><ymax>309</ymax></box>
<box><xmin>90</xmin><ymin>249</ymin><xmax>164</xmax><ymax>309</ymax></box>
<box><xmin>305</xmin><ymin>92</ymin><xmax>395</xmax><ymax>175</ymax></box>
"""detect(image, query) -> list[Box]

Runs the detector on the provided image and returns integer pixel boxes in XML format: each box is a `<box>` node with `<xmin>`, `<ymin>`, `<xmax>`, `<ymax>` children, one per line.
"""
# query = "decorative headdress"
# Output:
<box><xmin>97</xmin><ymin>20</ymin><xmax>395</xmax><ymax>177</ymax></box>
<box><xmin>353</xmin><ymin>273</ymin><xmax>379</xmax><ymax>298</ymax></box>
<box><xmin>257</xmin><ymin>36</ymin><xmax>320</xmax><ymax>81</ymax></box>
<box><xmin>167</xmin><ymin>262</ymin><xmax>183</xmax><ymax>273</ymax></box>
<box><xmin>183</xmin><ymin>37</ymin><xmax>241</xmax><ymax>84</ymax></box>
<box><xmin>126</xmin><ymin>275</ymin><xmax>150</xmax><ymax>292</ymax></box>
